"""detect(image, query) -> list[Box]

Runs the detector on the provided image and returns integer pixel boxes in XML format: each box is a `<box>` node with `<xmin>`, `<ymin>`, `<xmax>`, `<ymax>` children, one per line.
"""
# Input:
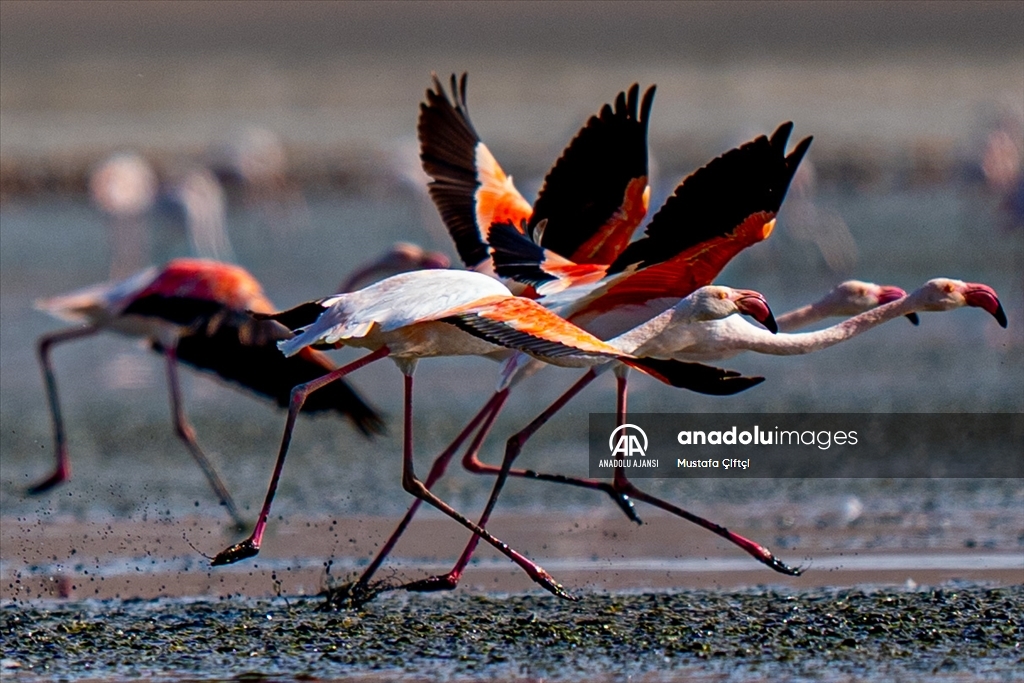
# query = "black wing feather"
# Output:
<box><xmin>609</xmin><ymin>124</ymin><xmax>812</xmax><ymax>274</ymax></box>
<box><xmin>488</xmin><ymin>221</ymin><xmax>558</xmax><ymax>287</ymax></box>
<box><xmin>530</xmin><ymin>84</ymin><xmax>655</xmax><ymax>260</ymax></box>
<box><xmin>418</xmin><ymin>73</ymin><xmax>490</xmax><ymax>268</ymax></box>
<box><xmin>626</xmin><ymin>357</ymin><xmax>765</xmax><ymax>396</ymax></box>
<box><xmin>441</xmin><ymin>313</ymin><xmax>615</xmax><ymax>360</ymax></box>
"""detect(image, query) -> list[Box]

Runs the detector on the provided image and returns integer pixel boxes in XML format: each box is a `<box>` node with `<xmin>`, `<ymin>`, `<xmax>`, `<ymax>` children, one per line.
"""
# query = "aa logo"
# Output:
<box><xmin>609</xmin><ymin>424</ymin><xmax>648</xmax><ymax>458</ymax></box>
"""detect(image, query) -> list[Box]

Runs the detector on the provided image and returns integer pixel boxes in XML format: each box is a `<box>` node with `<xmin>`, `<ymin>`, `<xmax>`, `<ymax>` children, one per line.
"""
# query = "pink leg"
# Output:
<box><xmin>27</xmin><ymin>326</ymin><xmax>101</xmax><ymax>495</ymax></box>
<box><xmin>212</xmin><ymin>346</ymin><xmax>391</xmax><ymax>566</ymax></box>
<box><xmin>398</xmin><ymin>373</ymin><xmax>573</xmax><ymax>600</ymax></box>
<box><xmin>405</xmin><ymin>368</ymin><xmax>621</xmax><ymax>593</ymax></box>
<box><xmin>163</xmin><ymin>344</ymin><xmax>246</xmax><ymax>530</ymax></box>
<box><xmin>607</xmin><ymin>375</ymin><xmax>802</xmax><ymax>576</ymax></box>
<box><xmin>343</xmin><ymin>388</ymin><xmax>509</xmax><ymax>595</ymax></box>
<box><xmin>460</xmin><ymin>373</ymin><xmax>641</xmax><ymax>523</ymax></box>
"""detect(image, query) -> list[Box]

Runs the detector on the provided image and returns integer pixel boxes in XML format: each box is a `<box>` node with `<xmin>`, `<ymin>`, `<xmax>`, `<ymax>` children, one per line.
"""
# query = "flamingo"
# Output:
<box><xmin>383</xmin><ymin>277</ymin><xmax>1007</xmax><ymax>598</ymax></box>
<box><xmin>773</xmin><ymin>280</ymin><xmax>918</xmax><ymax>331</ymax></box>
<box><xmin>417</xmin><ymin>73</ymin><xmax>810</xmax><ymax>488</ymax></box>
<box><xmin>320</xmin><ymin>77</ymin><xmax>812</xmax><ymax>603</ymax></box>
<box><xmin>89</xmin><ymin>152</ymin><xmax>158</xmax><ymax>279</ymax></box>
<box><xmin>207</xmin><ymin>268</ymin><xmax>764</xmax><ymax>600</ymax></box>
<box><xmin>30</xmin><ymin>258</ymin><xmax>384</xmax><ymax>529</ymax></box>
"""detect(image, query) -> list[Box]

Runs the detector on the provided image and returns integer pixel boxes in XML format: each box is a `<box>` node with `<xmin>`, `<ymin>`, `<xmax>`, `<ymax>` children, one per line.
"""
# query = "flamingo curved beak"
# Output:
<box><xmin>964</xmin><ymin>284</ymin><xmax>1008</xmax><ymax>328</ymax></box>
<box><xmin>876</xmin><ymin>285</ymin><xmax>919</xmax><ymax>325</ymax></box>
<box><xmin>733</xmin><ymin>290</ymin><xmax>778</xmax><ymax>333</ymax></box>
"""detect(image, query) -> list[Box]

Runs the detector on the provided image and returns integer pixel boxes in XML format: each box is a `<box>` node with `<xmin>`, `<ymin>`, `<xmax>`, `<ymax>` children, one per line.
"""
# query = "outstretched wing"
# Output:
<box><xmin>530</xmin><ymin>84</ymin><xmax>656</xmax><ymax>265</ymax></box>
<box><xmin>418</xmin><ymin>73</ymin><xmax>532</xmax><ymax>270</ymax></box>
<box><xmin>586</xmin><ymin>124</ymin><xmax>812</xmax><ymax>313</ymax></box>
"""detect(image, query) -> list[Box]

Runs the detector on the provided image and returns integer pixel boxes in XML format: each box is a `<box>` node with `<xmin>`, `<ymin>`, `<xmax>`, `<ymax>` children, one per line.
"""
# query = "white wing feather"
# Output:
<box><xmin>278</xmin><ymin>270</ymin><xmax>511</xmax><ymax>357</ymax></box>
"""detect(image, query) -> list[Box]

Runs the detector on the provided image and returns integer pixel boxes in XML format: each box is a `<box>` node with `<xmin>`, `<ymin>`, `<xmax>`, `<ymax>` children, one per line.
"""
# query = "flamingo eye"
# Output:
<box><xmin>944</xmin><ymin>283</ymin><xmax>955</xmax><ymax>293</ymax></box>
<box><xmin>718</xmin><ymin>290</ymin><xmax>728</xmax><ymax>300</ymax></box>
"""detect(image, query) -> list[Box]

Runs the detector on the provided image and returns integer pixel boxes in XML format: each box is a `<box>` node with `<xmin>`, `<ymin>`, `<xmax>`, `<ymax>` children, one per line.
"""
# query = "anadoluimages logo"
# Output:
<box><xmin>608</xmin><ymin>424</ymin><xmax>648</xmax><ymax>458</ymax></box>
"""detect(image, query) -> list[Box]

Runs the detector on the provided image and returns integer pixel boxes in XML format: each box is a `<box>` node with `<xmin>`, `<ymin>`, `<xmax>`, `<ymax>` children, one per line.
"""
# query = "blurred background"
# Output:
<box><xmin>1</xmin><ymin>1</ymin><xmax>1021</xmax><ymax>530</ymax></box>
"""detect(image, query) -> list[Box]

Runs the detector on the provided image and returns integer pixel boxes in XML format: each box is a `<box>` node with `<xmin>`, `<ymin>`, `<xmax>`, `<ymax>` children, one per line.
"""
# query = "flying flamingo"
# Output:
<box><xmin>320</xmin><ymin>77</ymin><xmax>812</xmax><ymax>603</ymax></box>
<box><xmin>417</xmin><ymin>72</ymin><xmax>810</xmax><ymax>490</ymax></box>
<box><xmin>31</xmin><ymin>258</ymin><xmax>384</xmax><ymax>529</ymax></box>
<box><xmin>331</xmin><ymin>279</ymin><xmax>912</xmax><ymax>604</ymax></box>
<box><xmin>207</xmin><ymin>268</ymin><xmax>764</xmax><ymax>600</ymax></box>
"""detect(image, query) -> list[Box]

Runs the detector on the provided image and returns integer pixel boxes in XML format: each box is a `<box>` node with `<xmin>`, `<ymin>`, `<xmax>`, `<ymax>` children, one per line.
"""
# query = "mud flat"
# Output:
<box><xmin>1</xmin><ymin>585</ymin><xmax>1022</xmax><ymax>681</ymax></box>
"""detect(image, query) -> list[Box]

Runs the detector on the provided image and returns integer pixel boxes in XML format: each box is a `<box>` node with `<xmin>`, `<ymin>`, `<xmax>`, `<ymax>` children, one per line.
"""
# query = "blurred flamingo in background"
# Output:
<box><xmin>91</xmin><ymin>154</ymin><xmax>235</xmax><ymax>272</ymax></box>
<box><xmin>31</xmin><ymin>258</ymin><xmax>384</xmax><ymax>529</ymax></box>
<box><xmin>90</xmin><ymin>153</ymin><xmax>158</xmax><ymax>279</ymax></box>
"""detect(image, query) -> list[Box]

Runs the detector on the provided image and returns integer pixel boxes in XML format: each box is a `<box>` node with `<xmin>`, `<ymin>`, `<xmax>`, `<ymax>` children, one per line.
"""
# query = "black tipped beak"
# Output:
<box><xmin>905</xmin><ymin>312</ymin><xmax>920</xmax><ymax>326</ymax></box>
<box><xmin>994</xmin><ymin>302</ymin><xmax>1008</xmax><ymax>328</ymax></box>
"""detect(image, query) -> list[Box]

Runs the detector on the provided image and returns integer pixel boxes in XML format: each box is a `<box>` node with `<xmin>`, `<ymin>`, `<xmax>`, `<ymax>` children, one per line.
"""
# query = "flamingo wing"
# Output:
<box><xmin>620</xmin><ymin>357</ymin><xmax>765</xmax><ymax>395</ymax></box>
<box><xmin>530</xmin><ymin>84</ymin><xmax>656</xmax><ymax>265</ymax></box>
<box><xmin>442</xmin><ymin>296</ymin><xmax>626</xmax><ymax>360</ymax></box>
<box><xmin>595</xmin><ymin>124</ymin><xmax>812</xmax><ymax>309</ymax></box>
<box><xmin>488</xmin><ymin>221</ymin><xmax>608</xmax><ymax>294</ymax></box>
<box><xmin>167</xmin><ymin>321</ymin><xmax>385</xmax><ymax>435</ymax></box>
<box><xmin>442</xmin><ymin>297</ymin><xmax>766</xmax><ymax>394</ymax></box>
<box><xmin>278</xmin><ymin>270</ymin><xmax>513</xmax><ymax>355</ymax></box>
<box><xmin>418</xmin><ymin>73</ymin><xmax>532</xmax><ymax>270</ymax></box>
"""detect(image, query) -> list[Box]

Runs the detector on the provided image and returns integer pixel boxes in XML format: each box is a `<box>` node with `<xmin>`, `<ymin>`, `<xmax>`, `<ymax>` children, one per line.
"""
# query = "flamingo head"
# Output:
<box><xmin>824</xmin><ymin>281</ymin><xmax>918</xmax><ymax>325</ymax></box>
<box><xmin>688</xmin><ymin>286</ymin><xmax>778</xmax><ymax>333</ymax></box>
<box><xmin>913</xmin><ymin>279</ymin><xmax>1008</xmax><ymax>328</ymax></box>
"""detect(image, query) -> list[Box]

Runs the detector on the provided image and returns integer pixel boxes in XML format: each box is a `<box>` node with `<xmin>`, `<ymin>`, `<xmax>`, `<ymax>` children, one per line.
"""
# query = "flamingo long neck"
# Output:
<box><xmin>606</xmin><ymin>298</ymin><xmax>705</xmax><ymax>354</ymax></box>
<box><xmin>775</xmin><ymin>301</ymin><xmax>830</xmax><ymax>332</ymax></box>
<box><xmin>728</xmin><ymin>296</ymin><xmax>918</xmax><ymax>356</ymax></box>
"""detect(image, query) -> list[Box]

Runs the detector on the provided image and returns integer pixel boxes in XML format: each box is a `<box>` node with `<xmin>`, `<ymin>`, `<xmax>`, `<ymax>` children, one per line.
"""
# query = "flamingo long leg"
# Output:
<box><xmin>606</xmin><ymin>375</ymin><xmax>802</xmax><ymax>576</ymax></box>
<box><xmin>404</xmin><ymin>368</ymin><xmax>621</xmax><ymax>593</ymax></box>
<box><xmin>398</xmin><ymin>374</ymin><xmax>573</xmax><ymax>600</ymax></box>
<box><xmin>212</xmin><ymin>346</ymin><xmax>391</xmax><ymax>566</ymax></box>
<box><xmin>413</xmin><ymin>370</ymin><xmax>800</xmax><ymax>588</ymax></box>
<box><xmin>162</xmin><ymin>344</ymin><xmax>246</xmax><ymax>530</ymax></box>
<box><xmin>28</xmin><ymin>325</ymin><xmax>102</xmax><ymax>495</ymax></box>
<box><xmin>341</xmin><ymin>388</ymin><xmax>509</xmax><ymax>596</ymax></box>
<box><xmin>458</xmin><ymin>379</ymin><xmax>641</xmax><ymax>523</ymax></box>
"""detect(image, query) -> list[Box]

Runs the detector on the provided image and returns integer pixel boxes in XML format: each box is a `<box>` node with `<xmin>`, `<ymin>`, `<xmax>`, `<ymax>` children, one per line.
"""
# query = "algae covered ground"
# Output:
<box><xmin>2</xmin><ymin>584</ymin><xmax>1022</xmax><ymax>681</ymax></box>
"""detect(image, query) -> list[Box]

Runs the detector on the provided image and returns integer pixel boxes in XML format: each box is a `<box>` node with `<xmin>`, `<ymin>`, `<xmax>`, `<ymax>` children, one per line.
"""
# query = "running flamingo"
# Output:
<box><xmin>208</xmin><ymin>268</ymin><xmax>764</xmax><ymax>600</ymax></box>
<box><xmin>388</xmin><ymin>277</ymin><xmax>1006</xmax><ymax>598</ymax></box>
<box><xmin>31</xmin><ymin>258</ymin><xmax>383</xmax><ymax>528</ymax></box>
<box><xmin>322</xmin><ymin>78</ymin><xmax>812</xmax><ymax>602</ymax></box>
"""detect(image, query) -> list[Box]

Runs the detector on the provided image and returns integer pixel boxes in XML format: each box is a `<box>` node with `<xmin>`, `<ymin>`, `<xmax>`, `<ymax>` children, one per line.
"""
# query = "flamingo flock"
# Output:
<box><xmin>29</xmin><ymin>73</ymin><xmax>1008</xmax><ymax>605</ymax></box>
